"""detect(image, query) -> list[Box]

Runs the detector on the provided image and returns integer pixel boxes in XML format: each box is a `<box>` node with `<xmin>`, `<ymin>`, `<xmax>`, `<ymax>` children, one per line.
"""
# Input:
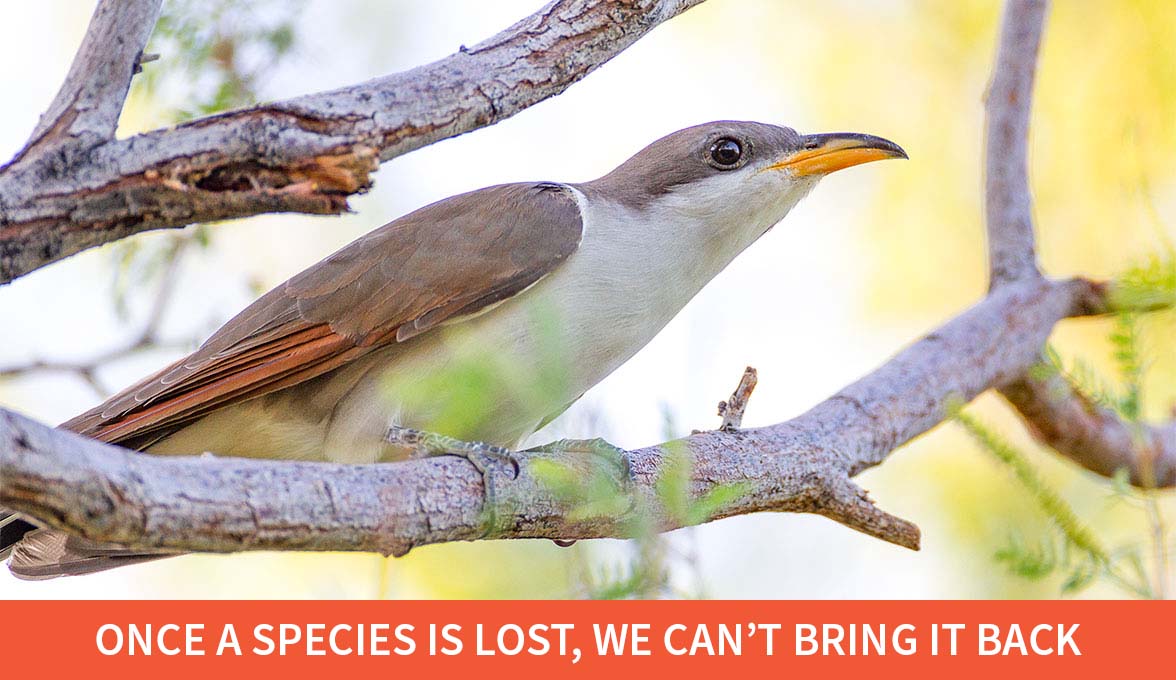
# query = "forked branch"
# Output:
<box><xmin>984</xmin><ymin>0</ymin><xmax>1176</xmax><ymax>487</ymax></box>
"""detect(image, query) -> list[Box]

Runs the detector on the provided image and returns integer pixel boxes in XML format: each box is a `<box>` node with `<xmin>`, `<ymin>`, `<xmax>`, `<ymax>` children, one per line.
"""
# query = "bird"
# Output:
<box><xmin>1</xmin><ymin>120</ymin><xmax>905</xmax><ymax>579</ymax></box>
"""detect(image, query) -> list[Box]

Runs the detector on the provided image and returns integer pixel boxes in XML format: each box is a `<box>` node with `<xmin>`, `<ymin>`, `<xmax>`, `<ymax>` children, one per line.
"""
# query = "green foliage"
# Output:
<box><xmin>1032</xmin><ymin>256</ymin><xmax>1174</xmax><ymax>424</ymax></box>
<box><xmin>389</xmin><ymin>302</ymin><xmax>572</xmax><ymax>441</ymax></box>
<box><xmin>577</xmin><ymin>562</ymin><xmax>659</xmax><ymax>600</ymax></box>
<box><xmin>1032</xmin><ymin>340</ymin><xmax>1141</xmax><ymax>422</ymax></box>
<box><xmin>1108</xmin><ymin>312</ymin><xmax>1144</xmax><ymax>421</ymax></box>
<box><xmin>138</xmin><ymin>0</ymin><xmax>305</xmax><ymax>121</ymax></box>
<box><xmin>992</xmin><ymin>533</ymin><xmax>1103</xmax><ymax>594</ymax></box>
<box><xmin>1001</xmin><ymin>252</ymin><xmax>1176</xmax><ymax>592</ymax></box>
<box><xmin>953</xmin><ymin>408</ymin><xmax>1154</xmax><ymax>597</ymax></box>
<box><xmin>953</xmin><ymin>409</ymin><xmax>1106</xmax><ymax>557</ymax></box>
<box><xmin>955</xmin><ymin>254</ymin><xmax>1176</xmax><ymax>597</ymax></box>
<box><xmin>528</xmin><ymin>443</ymin><xmax>633</xmax><ymax>525</ymax></box>
<box><xmin>655</xmin><ymin>440</ymin><xmax>750</xmax><ymax>527</ymax></box>
<box><xmin>993</xmin><ymin>533</ymin><xmax>1060</xmax><ymax>580</ymax></box>
<box><xmin>531</xmin><ymin>440</ymin><xmax>747</xmax><ymax>536</ymax></box>
<box><xmin>1109</xmin><ymin>253</ymin><xmax>1176</xmax><ymax>313</ymax></box>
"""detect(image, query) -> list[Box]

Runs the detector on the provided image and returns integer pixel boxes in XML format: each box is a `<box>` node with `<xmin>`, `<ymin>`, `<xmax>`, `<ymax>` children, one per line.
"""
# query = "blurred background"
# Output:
<box><xmin>1</xmin><ymin>0</ymin><xmax>1174</xmax><ymax>599</ymax></box>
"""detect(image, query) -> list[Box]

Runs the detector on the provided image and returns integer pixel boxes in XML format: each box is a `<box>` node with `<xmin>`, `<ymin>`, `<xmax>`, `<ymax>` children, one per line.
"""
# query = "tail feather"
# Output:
<box><xmin>0</xmin><ymin>512</ymin><xmax>37</xmax><ymax>561</ymax></box>
<box><xmin>7</xmin><ymin>529</ymin><xmax>175</xmax><ymax>581</ymax></box>
<box><xmin>4</xmin><ymin>413</ymin><xmax>181</xmax><ymax>579</ymax></box>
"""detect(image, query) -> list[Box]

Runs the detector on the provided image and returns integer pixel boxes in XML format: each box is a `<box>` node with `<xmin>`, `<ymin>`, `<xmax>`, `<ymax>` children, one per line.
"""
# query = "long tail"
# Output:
<box><xmin>0</xmin><ymin>512</ymin><xmax>36</xmax><ymax>561</ymax></box>
<box><xmin>3</xmin><ymin>429</ymin><xmax>182</xmax><ymax>580</ymax></box>
<box><xmin>4</xmin><ymin>524</ymin><xmax>173</xmax><ymax>580</ymax></box>
<box><xmin>3</xmin><ymin>497</ymin><xmax>179</xmax><ymax>580</ymax></box>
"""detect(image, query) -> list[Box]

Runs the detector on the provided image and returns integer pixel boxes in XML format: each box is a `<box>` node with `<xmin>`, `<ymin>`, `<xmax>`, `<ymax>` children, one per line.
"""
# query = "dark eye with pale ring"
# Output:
<box><xmin>709</xmin><ymin>138</ymin><xmax>743</xmax><ymax>168</ymax></box>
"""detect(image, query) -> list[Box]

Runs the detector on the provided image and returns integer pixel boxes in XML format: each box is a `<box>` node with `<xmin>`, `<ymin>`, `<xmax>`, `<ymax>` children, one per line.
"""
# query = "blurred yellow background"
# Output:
<box><xmin>1</xmin><ymin>0</ymin><xmax>1173</xmax><ymax>599</ymax></box>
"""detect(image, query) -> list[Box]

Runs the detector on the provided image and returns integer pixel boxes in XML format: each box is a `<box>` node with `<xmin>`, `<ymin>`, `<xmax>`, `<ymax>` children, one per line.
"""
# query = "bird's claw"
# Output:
<box><xmin>387</xmin><ymin>425</ymin><xmax>519</xmax><ymax>476</ymax></box>
<box><xmin>385</xmin><ymin>426</ymin><xmax>519</xmax><ymax>533</ymax></box>
<box><xmin>525</xmin><ymin>437</ymin><xmax>634</xmax><ymax>495</ymax></box>
<box><xmin>524</xmin><ymin>437</ymin><xmax>634</xmax><ymax>549</ymax></box>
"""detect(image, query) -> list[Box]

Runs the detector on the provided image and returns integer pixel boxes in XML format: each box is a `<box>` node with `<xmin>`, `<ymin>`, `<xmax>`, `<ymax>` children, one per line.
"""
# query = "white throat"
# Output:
<box><xmin>572</xmin><ymin>171</ymin><xmax>819</xmax><ymax>309</ymax></box>
<box><xmin>520</xmin><ymin>174</ymin><xmax>818</xmax><ymax>392</ymax></box>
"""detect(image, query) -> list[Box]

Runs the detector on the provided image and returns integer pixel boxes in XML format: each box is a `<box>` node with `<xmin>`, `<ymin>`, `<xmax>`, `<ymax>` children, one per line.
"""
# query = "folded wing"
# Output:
<box><xmin>61</xmin><ymin>182</ymin><xmax>584</xmax><ymax>448</ymax></box>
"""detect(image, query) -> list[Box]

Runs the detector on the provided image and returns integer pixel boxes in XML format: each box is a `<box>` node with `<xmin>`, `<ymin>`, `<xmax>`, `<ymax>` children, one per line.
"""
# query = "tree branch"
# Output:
<box><xmin>0</xmin><ymin>0</ymin><xmax>705</xmax><ymax>284</ymax></box>
<box><xmin>984</xmin><ymin>0</ymin><xmax>1046</xmax><ymax>287</ymax></box>
<box><xmin>1001</xmin><ymin>376</ymin><xmax>1176</xmax><ymax>487</ymax></box>
<box><xmin>17</xmin><ymin>0</ymin><xmax>162</xmax><ymax>154</ymax></box>
<box><xmin>982</xmin><ymin>0</ymin><xmax>1176</xmax><ymax>487</ymax></box>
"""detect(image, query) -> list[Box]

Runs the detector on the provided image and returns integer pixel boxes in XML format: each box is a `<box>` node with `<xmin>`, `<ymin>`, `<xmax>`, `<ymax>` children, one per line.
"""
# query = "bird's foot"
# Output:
<box><xmin>524</xmin><ymin>437</ymin><xmax>633</xmax><ymax>491</ymax></box>
<box><xmin>385</xmin><ymin>426</ymin><xmax>519</xmax><ymax>533</ymax></box>
<box><xmin>387</xmin><ymin>425</ymin><xmax>520</xmax><ymax>476</ymax></box>
<box><xmin>524</xmin><ymin>438</ymin><xmax>636</xmax><ymax>548</ymax></box>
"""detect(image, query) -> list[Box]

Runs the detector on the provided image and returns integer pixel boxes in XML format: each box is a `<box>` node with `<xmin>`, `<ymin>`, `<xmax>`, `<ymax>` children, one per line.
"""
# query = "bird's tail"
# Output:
<box><xmin>0</xmin><ymin>511</ymin><xmax>36</xmax><ymax>561</ymax></box>
<box><xmin>4</xmin><ymin>526</ymin><xmax>173</xmax><ymax>580</ymax></box>
<box><xmin>3</xmin><ymin>422</ymin><xmax>180</xmax><ymax>579</ymax></box>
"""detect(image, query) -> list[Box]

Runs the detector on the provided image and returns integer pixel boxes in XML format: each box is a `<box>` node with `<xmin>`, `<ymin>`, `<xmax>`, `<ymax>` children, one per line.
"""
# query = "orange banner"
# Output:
<box><xmin>0</xmin><ymin>600</ymin><xmax>1163</xmax><ymax>678</ymax></box>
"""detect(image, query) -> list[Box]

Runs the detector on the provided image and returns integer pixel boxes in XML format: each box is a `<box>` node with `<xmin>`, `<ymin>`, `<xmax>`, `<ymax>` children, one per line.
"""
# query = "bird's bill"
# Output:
<box><xmin>767</xmin><ymin>132</ymin><xmax>907</xmax><ymax>177</ymax></box>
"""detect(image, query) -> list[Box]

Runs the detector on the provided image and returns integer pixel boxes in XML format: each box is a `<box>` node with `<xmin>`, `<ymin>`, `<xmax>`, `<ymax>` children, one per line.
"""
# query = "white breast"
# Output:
<box><xmin>354</xmin><ymin>186</ymin><xmax>714</xmax><ymax>453</ymax></box>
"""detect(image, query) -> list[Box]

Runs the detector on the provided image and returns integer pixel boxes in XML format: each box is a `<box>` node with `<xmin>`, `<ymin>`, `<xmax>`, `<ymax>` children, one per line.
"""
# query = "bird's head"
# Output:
<box><xmin>583</xmin><ymin>121</ymin><xmax>906</xmax><ymax>266</ymax></box>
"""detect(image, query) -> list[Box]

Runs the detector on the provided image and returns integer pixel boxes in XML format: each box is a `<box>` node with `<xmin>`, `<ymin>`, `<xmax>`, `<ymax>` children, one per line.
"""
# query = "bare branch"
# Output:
<box><xmin>0</xmin><ymin>0</ymin><xmax>707</xmax><ymax>284</ymax></box>
<box><xmin>980</xmin><ymin>0</ymin><xmax>1176</xmax><ymax>488</ymax></box>
<box><xmin>2</xmin><ymin>0</ymin><xmax>1169</xmax><ymax>572</ymax></box>
<box><xmin>17</xmin><ymin>0</ymin><xmax>162</xmax><ymax>153</ymax></box>
<box><xmin>1001</xmin><ymin>375</ymin><xmax>1176</xmax><ymax>488</ymax></box>
<box><xmin>984</xmin><ymin>0</ymin><xmax>1047</xmax><ymax>287</ymax></box>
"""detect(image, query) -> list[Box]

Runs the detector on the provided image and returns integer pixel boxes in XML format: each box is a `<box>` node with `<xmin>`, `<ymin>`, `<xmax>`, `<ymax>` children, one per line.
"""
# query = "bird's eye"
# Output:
<box><xmin>708</xmin><ymin>138</ymin><xmax>743</xmax><ymax>168</ymax></box>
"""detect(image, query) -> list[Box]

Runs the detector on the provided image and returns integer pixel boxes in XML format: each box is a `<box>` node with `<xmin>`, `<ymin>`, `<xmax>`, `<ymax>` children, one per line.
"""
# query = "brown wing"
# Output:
<box><xmin>61</xmin><ymin>182</ymin><xmax>583</xmax><ymax>447</ymax></box>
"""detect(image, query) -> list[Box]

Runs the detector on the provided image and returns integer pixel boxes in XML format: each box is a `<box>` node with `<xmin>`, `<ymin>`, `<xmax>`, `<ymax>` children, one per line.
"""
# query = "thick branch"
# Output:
<box><xmin>0</xmin><ymin>276</ymin><xmax>1103</xmax><ymax>556</ymax></box>
<box><xmin>0</xmin><ymin>0</ymin><xmax>705</xmax><ymax>284</ymax></box>
<box><xmin>3</xmin><ymin>0</ymin><xmax>1168</xmax><ymax>568</ymax></box>
<box><xmin>984</xmin><ymin>0</ymin><xmax>1046</xmax><ymax>287</ymax></box>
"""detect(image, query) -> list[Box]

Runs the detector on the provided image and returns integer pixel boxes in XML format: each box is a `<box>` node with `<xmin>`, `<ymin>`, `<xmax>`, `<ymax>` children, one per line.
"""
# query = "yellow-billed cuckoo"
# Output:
<box><xmin>2</xmin><ymin>121</ymin><xmax>905</xmax><ymax>579</ymax></box>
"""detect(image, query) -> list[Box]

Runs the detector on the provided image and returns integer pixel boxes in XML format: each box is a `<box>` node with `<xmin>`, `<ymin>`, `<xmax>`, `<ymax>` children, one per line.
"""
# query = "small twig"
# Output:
<box><xmin>132</xmin><ymin>51</ymin><xmax>160</xmax><ymax>75</ymax></box>
<box><xmin>717</xmin><ymin>366</ymin><xmax>758</xmax><ymax>431</ymax></box>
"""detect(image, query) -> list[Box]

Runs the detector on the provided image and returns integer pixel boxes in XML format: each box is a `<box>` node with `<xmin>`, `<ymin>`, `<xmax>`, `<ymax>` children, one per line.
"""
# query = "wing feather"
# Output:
<box><xmin>61</xmin><ymin>182</ymin><xmax>583</xmax><ymax>447</ymax></box>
